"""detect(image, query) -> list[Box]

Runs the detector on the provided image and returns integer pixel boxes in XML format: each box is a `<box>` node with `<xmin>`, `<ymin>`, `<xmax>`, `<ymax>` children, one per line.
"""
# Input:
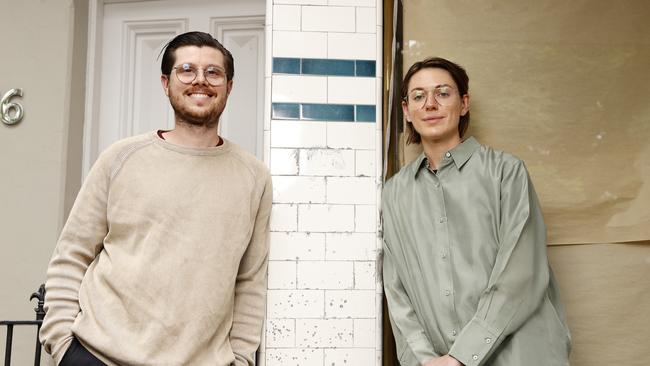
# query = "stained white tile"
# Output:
<box><xmin>270</xmin><ymin>232</ymin><xmax>326</xmax><ymax>260</ymax></box>
<box><xmin>324</xmin><ymin>348</ymin><xmax>376</xmax><ymax>365</ymax></box>
<box><xmin>327</xmin><ymin>77</ymin><xmax>376</xmax><ymax>105</ymax></box>
<box><xmin>273</xmin><ymin>31</ymin><xmax>327</xmax><ymax>58</ymax></box>
<box><xmin>328</xmin><ymin>32</ymin><xmax>376</xmax><ymax>60</ymax></box>
<box><xmin>271</xmin><ymin>148</ymin><xmax>299</xmax><ymax>175</ymax></box>
<box><xmin>268</xmin><ymin>261</ymin><xmax>297</xmax><ymax>289</ymax></box>
<box><xmin>354</xmin><ymin>261</ymin><xmax>376</xmax><ymax>289</ymax></box>
<box><xmin>327</xmin><ymin>122</ymin><xmax>375</xmax><ymax>149</ymax></box>
<box><xmin>273</xmin><ymin>5</ymin><xmax>301</xmax><ymax>31</ymax></box>
<box><xmin>354</xmin><ymin>204</ymin><xmax>376</xmax><ymax>232</ymax></box>
<box><xmin>296</xmin><ymin>319</ymin><xmax>354</xmax><ymax>347</ymax></box>
<box><xmin>266</xmin><ymin>318</ymin><xmax>296</xmax><ymax>348</ymax></box>
<box><xmin>327</xmin><ymin>176</ymin><xmax>376</xmax><ymax>205</ymax></box>
<box><xmin>273</xmin><ymin>176</ymin><xmax>326</xmax><ymax>204</ymax></box>
<box><xmin>356</xmin><ymin>7</ymin><xmax>376</xmax><ymax>33</ymax></box>
<box><xmin>272</xmin><ymin>75</ymin><xmax>327</xmax><ymax>103</ymax></box>
<box><xmin>297</xmin><ymin>261</ymin><xmax>353</xmax><ymax>289</ymax></box>
<box><xmin>325</xmin><ymin>290</ymin><xmax>375</xmax><ymax>318</ymax></box>
<box><xmin>326</xmin><ymin>232</ymin><xmax>377</xmax><ymax>260</ymax></box>
<box><xmin>298</xmin><ymin>204</ymin><xmax>355</xmax><ymax>232</ymax></box>
<box><xmin>271</xmin><ymin>203</ymin><xmax>298</xmax><ymax>231</ymax></box>
<box><xmin>267</xmin><ymin>290</ymin><xmax>324</xmax><ymax>318</ymax></box>
<box><xmin>328</xmin><ymin>0</ymin><xmax>376</xmax><ymax>6</ymax></box>
<box><xmin>271</xmin><ymin>121</ymin><xmax>327</xmax><ymax>148</ymax></box>
<box><xmin>354</xmin><ymin>318</ymin><xmax>376</xmax><ymax>347</ymax></box>
<box><xmin>299</xmin><ymin>149</ymin><xmax>355</xmax><ymax>176</ymax></box>
<box><xmin>302</xmin><ymin>6</ymin><xmax>355</xmax><ymax>32</ymax></box>
<box><xmin>266</xmin><ymin>348</ymin><xmax>324</xmax><ymax>366</ymax></box>
<box><xmin>355</xmin><ymin>150</ymin><xmax>375</xmax><ymax>177</ymax></box>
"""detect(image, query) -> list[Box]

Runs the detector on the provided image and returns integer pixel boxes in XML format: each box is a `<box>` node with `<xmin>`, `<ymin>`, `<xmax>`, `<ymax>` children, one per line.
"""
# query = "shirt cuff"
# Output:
<box><xmin>448</xmin><ymin>317</ymin><xmax>499</xmax><ymax>366</ymax></box>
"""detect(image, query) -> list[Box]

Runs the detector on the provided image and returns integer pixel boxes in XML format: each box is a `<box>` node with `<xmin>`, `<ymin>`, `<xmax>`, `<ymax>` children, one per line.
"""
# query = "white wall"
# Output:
<box><xmin>263</xmin><ymin>1</ymin><xmax>383</xmax><ymax>365</ymax></box>
<box><xmin>0</xmin><ymin>0</ymin><xmax>87</xmax><ymax>364</ymax></box>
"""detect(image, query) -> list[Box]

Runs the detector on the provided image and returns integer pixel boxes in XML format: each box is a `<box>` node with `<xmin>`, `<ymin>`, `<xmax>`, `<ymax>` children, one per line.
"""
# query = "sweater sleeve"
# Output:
<box><xmin>39</xmin><ymin>153</ymin><xmax>111</xmax><ymax>365</ymax></box>
<box><xmin>448</xmin><ymin>160</ymin><xmax>550</xmax><ymax>366</ymax></box>
<box><xmin>230</xmin><ymin>173</ymin><xmax>272</xmax><ymax>366</ymax></box>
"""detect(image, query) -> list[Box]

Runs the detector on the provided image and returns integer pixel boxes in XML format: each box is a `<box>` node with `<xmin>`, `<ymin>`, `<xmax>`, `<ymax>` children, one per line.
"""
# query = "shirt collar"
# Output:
<box><xmin>413</xmin><ymin>136</ymin><xmax>481</xmax><ymax>177</ymax></box>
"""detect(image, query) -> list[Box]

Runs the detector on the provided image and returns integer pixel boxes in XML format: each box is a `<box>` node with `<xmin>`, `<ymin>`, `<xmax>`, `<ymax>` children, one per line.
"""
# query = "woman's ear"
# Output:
<box><xmin>402</xmin><ymin>100</ymin><xmax>411</xmax><ymax>123</ymax></box>
<box><xmin>460</xmin><ymin>92</ymin><xmax>470</xmax><ymax>116</ymax></box>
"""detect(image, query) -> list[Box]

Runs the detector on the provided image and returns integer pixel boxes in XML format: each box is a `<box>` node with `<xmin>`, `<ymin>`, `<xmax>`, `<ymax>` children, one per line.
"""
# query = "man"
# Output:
<box><xmin>40</xmin><ymin>31</ymin><xmax>271</xmax><ymax>366</ymax></box>
<box><xmin>382</xmin><ymin>57</ymin><xmax>571</xmax><ymax>366</ymax></box>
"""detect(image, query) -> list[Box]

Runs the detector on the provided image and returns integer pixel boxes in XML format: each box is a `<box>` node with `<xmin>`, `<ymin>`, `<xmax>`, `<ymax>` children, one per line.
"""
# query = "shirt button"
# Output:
<box><xmin>444</xmin><ymin>290</ymin><xmax>451</xmax><ymax>296</ymax></box>
<box><xmin>451</xmin><ymin>329</ymin><xmax>457</xmax><ymax>336</ymax></box>
<box><xmin>441</xmin><ymin>252</ymin><xmax>447</xmax><ymax>259</ymax></box>
<box><xmin>445</xmin><ymin>152</ymin><xmax>451</xmax><ymax>158</ymax></box>
<box><xmin>485</xmin><ymin>337</ymin><xmax>491</xmax><ymax>344</ymax></box>
<box><xmin>434</xmin><ymin>182</ymin><xmax>440</xmax><ymax>188</ymax></box>
<box><xmin>439</xmin><ymin>217</ymin><xmax>447</xmax><ymax>223</ymax></box>
<box><xmin>472</xmin><ymin>354</ymin><xmax>479</xmax><ymax>360</ymax></box>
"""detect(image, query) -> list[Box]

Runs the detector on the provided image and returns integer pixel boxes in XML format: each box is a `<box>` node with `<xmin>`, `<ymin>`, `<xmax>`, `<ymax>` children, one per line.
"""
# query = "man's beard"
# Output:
<box><xmin>169</xmin><ymin>90</ymin><xmax>224</xmax><ymax>128</ymax></box>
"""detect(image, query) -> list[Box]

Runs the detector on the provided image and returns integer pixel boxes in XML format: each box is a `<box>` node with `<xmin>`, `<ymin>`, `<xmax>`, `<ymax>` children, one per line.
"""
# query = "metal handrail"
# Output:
<box><xmin>0</xmin><ymin>284</ymin><xmax>45</xmax><ymax>366</ymax></box>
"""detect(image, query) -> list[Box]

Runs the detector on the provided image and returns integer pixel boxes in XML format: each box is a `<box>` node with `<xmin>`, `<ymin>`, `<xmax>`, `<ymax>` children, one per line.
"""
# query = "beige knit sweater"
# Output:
<box><xmin>40</xmin><ymin>131</ymin><xmax>271</xmax><ymax>366</ymax></box>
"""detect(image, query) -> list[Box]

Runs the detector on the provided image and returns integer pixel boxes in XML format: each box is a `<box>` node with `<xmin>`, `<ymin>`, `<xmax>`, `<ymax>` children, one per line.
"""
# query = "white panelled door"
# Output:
<box><xmin>84</xmin><ymin>0</ymin><xmax>265</xmax><ymax>177</ymax></box>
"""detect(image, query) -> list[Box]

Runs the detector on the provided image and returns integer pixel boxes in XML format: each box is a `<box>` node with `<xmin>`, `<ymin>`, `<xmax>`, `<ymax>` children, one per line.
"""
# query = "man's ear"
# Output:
<box><xmin>161</xmin><ymin>75</ymin><xmax>170</xmax><ymax>97</ymax></box>
<box><xmin>226</xmin><ymin>80</ymin><xmax>234</xmax><ymax>96</ymax></box>
<box><xmin>460</xmin><ymin>92</ymin><xmax>471</xmax><ymax>116</ymax></box>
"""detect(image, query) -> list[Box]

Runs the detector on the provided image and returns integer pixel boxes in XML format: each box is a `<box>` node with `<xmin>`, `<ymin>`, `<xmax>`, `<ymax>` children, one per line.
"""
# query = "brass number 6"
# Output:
<box><xmin>1</xmin><ymin>88</ymin><xmax>24</xmax><ymax>125</ymax></box>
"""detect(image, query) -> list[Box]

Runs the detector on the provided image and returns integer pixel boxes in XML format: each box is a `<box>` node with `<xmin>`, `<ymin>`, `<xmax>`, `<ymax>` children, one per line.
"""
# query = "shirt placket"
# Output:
<box><xmin>430</xmin><ymin>154</ymin><xmax>462</xmax><ymax>346</ymax></box>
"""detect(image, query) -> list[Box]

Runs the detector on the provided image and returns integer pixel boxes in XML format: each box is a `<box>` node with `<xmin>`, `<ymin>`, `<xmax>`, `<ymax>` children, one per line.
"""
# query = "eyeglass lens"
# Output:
<box><xmin>408</xmin><ymin>86</ymin><xmax>455</xmax><ymax>108</ymax></box>
<box><xmin>175</xmin><ymin>64</ymin><xmax>226</xmax><ymax>86</ymax></box>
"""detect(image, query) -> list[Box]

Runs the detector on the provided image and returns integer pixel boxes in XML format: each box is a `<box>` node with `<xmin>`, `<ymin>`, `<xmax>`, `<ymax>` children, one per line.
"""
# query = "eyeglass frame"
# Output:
<box><xmin>171</xmin><ymin>63</ymin><xmax>228</xmax><ymax>87</ymax></box>
<box><xmin>403</xmin><ymin>84</ymin><xmax>461</xmax><ymax>108</ymax></box>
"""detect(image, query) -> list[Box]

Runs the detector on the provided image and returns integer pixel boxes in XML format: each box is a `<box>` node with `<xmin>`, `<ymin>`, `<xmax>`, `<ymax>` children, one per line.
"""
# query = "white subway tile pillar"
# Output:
<box><xmin>263</xmin><ymin>0</ymin><xmax>383</xmax><ymax>365</ymax></box>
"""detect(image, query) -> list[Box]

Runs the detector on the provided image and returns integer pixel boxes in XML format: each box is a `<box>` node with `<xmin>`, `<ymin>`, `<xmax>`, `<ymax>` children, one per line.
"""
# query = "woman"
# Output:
<box><xmin>382</xmin><ymin>57</ymin><xmax>571</xmax><ymax>366</ymax></box>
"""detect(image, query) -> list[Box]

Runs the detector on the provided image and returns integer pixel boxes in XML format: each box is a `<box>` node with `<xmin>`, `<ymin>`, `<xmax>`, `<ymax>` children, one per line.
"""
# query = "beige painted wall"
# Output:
<box><xmin>0</xmin><ymin>0</ymin><xmax>87</xmax><ymax>363</ymax></box>
<box><xmin>400</xmin><ymin>0</ymin><xmax>650</xmax><ymax>364</ymax></box>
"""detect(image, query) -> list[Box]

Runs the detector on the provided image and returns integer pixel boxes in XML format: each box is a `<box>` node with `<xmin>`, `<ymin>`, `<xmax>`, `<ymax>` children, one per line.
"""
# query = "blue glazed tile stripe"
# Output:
<box><xmin>302</xmin><ymin>104</ymin><xmax>355</xmax><ymax>121</ymax></box>
<box><xmin>355</xmin><ymin>60</ymin><xmax>376</xmax><ymax>77</ymax></box>
<box><xmin>356</xmin><ymin>105</ymin><xmax>376</xmax><ymax>122</ymax></box>
<box><xmin>302</xmin><ymin>59</ymin><xmax>355</xmax><ymax>76</ymax></box>
<box><xmin>273</xmin><ymin>58</ymin><xmax>375</xmax><ymax>77</ymax></box>
<box><xmin>272</xmin><ymin>103</ymin><xmax>376</xmax><ymax>122</ymax></box>
<box><xmin>271</xmin><ymin>103</ymin><xmax>300</xmax><ymax>119</ymax></box>
<box><xmin>273</xmin><ymin>58</ymin><xmax>301</xmax><ymax>74</ymax></box>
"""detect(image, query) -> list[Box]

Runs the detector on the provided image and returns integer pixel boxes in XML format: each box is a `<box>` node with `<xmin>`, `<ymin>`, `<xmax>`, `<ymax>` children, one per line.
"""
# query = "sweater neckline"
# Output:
<box><xmin>149</xmin><ymin>130</ymin><xmax>232</xmax><ymax>156</ymax></box>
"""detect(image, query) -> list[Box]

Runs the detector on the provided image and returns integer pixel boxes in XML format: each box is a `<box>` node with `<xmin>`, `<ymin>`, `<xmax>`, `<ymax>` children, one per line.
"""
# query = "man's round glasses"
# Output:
<box><xmin>404</xmin><ymin>85</ymin><xmax>458</xmax><ymax>108</ymax></box>
<box><xmin>172</xmin><ymin>63</ymin><xmax>226</xmax><ymax>87</ymax></box>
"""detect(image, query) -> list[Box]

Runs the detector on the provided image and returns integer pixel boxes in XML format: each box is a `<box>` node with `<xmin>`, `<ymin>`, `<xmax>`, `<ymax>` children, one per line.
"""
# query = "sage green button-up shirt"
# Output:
<box><xmin>382</xmin><ymin>137</ymin><xmax>571</xmax><ymax>366</ymax></box>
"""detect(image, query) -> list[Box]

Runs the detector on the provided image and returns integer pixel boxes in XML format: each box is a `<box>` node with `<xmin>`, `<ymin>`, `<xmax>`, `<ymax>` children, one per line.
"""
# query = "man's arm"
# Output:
<box><xmin>448</xmin><ymin>160</ymin><xmax>550</xmax><ymax>366</ymax></box>
<box><xmin>230</xmin><ymin>174</ymin><xmax>272</xmax><ymax>366</ymax></box>
<box><xmin>382</xmin><ymin>195</ymin><xmax>439</xmax><ymax>365</ymax></box>
<box><xmin>39</xmin><ymin>154</ymin><xmax>111</xmax><ymax>365</ymax></box>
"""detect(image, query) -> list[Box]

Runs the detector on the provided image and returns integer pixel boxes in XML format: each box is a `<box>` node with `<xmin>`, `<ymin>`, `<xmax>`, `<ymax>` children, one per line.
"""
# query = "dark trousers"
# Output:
<box><xmin>59</xmin><ymin>338</ymin><xmax>106</xmax><ymax>366</ymax></box>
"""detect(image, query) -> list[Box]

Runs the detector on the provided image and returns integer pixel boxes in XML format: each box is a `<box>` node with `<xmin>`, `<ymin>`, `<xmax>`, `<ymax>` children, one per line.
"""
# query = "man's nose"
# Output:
<box><xmin>193</xmin><ymin>70</ymin><xmax>209</xmax><ymax>85</ymax></box>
